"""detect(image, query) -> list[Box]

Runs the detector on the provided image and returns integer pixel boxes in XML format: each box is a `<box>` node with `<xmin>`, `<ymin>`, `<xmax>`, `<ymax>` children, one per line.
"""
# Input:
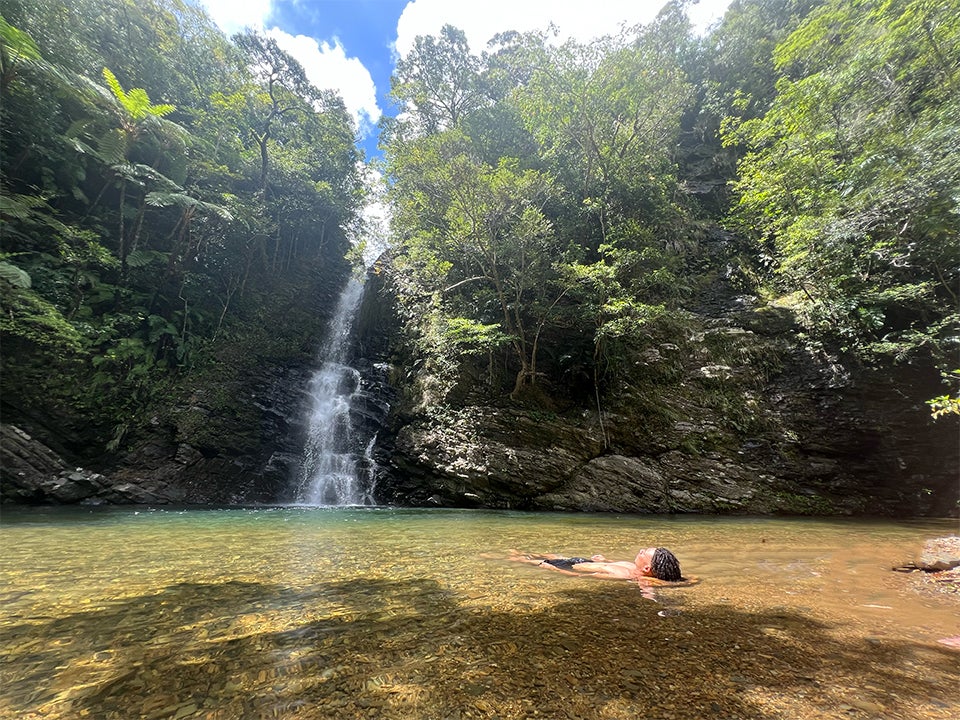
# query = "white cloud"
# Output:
<box><xmin>268</xmin><ymin>29</ymin><xmax>382</xmax><ymax>138</ymax></box>
<box><xmin>395</xmin><ymin>0</ymin><xmax>731</xmax><ymax>58</ymax></box>
<box><xmin>199</xmin><ymin>2</ymin><xmax>382</xmax><ymax>139</ymax></box>
<box><xmin>199</xmin><ymin>0</ymin><xmax>272</xmax><ymax>37</ymax></box>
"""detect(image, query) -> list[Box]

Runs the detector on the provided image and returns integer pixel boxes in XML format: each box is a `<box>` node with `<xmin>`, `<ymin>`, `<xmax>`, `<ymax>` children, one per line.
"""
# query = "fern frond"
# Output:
<box><xmin>145</xmin><ymin>191</ymin><xmax>233</xmax><ymax>221</ymax></box>
<box><xmin>0</xmin><ymin>261</ymin><xmax>32</xmax><ymax>288</ymax></box>
<box><xmin>0</xmin><ymin>16</ymin><xmax>42</xmax><ymax>63</ymax></box>
<box><xmin>98</xmin><ymin>128</ymin><xmax>127</xmax><ymax>165</ymax></box>
<box><xmin>126</xmin><ymin>249</ymin><xmax>167</xmax><ymax>268</ymax></box>
<box><xmin>101</xmin><ymin>67</ymin><xmax>127</xmax><ymax>105</ymax></box>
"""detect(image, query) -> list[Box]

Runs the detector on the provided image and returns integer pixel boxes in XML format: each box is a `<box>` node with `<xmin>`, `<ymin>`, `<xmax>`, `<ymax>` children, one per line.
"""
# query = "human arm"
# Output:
<box><xmin>577</xmin><ymin>561</ymin><xmax>637</xmax><ymax>578</ymax></box>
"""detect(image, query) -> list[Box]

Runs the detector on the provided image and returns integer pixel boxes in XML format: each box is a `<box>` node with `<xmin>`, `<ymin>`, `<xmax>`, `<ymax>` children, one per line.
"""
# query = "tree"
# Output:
<box><xmin>391</xmin><ymin>24</ymin><xmax>487</xmax><ymax>138</ymax></box>
<box><xmin>728</xmin><ymin>0</ymin><xmax>959</xmax><ymax>370</ymax></box>
<box><xmin>232</xmin><ymin>30</ymin><xmax>324</xmax><ymax>190</ymax></box>
<box><xmin>390</xmin><ymin>131</ymin><xmax>568</xmax><ymax>397</ymax></box>
<box><xmin>82</xmin><ymin>67</ymin><xmax>187</xmax><ymax>279</ymax></box>
<box><xmin>505</xmin><ymin>25</ymin><xmax>693</xmax><ymax>220</ymax></box>
<box><xmin>677</xmin><ymin>0</ymin><xmax>824</xmax><ymax>213</ymax></box>
<box><xmin>1</xmin><ymin>4</ymin><xmax>365</xmax><ymax>458</ymax></box>
<box><xmin>385</xmin><ymin>20</ymin><xmax>706</xmax><ymax>405</ymax></box>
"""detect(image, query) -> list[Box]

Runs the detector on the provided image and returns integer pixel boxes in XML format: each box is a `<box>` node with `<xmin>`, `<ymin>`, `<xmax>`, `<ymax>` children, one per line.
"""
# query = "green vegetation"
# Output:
<box><xmin>2</xmin><ymin>0</ymin><xmax>957</xmax><ymax>468</ymax></box>
<box><xmin>1</xmin><ymin>0</ymin><xmax>361</xmax><ymax>457</ymax></box>
<box><xmin>383</xmin><ymin>0</ymin><xmax>958</xmax><ymax>419</ymax></box>
<box><xmin>385</xmin><ymin>9</ymin><xmax>704</xmax><ymax>407</ymax></box>
<box><xmin>928</xmin><ymin>370</ymin><xmax>960</xmax><ymax>419</ymax></box>
<box><xmin>727</xmin><ymin>0</ymin><xmax>959</xmax><ymax>366</ymax></box>
<box><xmin>771</xmin><ymin>491</ymin><xmax>844</xmax><ymax>516</ymax></box>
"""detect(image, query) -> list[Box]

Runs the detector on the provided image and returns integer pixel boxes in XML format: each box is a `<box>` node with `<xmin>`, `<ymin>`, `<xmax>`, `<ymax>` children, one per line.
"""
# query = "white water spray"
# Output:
<box><xmin>293</xmin><ymin>278</ymin><xmax>376</xmax><ymax>506</ymax></box>
<box><xmin>293</xmin><ymin>166</ymin><xmax>391</xmax><ymax>506</ymax></box>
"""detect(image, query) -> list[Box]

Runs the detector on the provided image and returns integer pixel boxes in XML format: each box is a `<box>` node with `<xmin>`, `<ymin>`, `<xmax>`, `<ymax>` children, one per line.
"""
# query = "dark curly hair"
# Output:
<box><xmin>650</xmin><ymin>547</ymin><xmax>682</xmax><ymax>581</ymax></box>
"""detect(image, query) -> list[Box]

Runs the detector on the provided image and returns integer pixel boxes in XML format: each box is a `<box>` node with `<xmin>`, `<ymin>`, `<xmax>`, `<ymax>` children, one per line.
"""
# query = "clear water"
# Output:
<box><xmin>1</xmin><ymin>508</ymin><xmax>957</xmax><ymax>719</ymax></box>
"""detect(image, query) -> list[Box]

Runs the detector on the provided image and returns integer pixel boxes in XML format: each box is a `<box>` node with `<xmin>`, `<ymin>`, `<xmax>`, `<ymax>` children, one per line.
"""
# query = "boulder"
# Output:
<box><xmin>0</xmin><ymin>424</ymin><xmax>69</xmax><ymax>503</ymax></box>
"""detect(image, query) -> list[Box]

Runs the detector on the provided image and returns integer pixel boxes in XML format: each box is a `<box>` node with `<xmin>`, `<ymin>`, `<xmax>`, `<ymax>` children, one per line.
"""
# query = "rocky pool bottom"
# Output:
<box><xmin>0</xmin><ymin>508</ymin><xmax>957</xmax><ymax>720</ymax></box>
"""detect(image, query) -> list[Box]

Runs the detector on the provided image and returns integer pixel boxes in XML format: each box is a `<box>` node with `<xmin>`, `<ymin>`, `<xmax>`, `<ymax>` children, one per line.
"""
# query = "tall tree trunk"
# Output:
<box><xmin>129</xmin><ymin>192</ymin><xmax>147</xmax><ymax>253</ymax></box>
<box><xmin>117</xmin><ymin>177</ymin><xmax>128</xmax><ymax>289</ymax></box>
<box><xmin>257</xmin><ymin>131</ymin><xmax>269</xmax><ymax>190</ymax></box>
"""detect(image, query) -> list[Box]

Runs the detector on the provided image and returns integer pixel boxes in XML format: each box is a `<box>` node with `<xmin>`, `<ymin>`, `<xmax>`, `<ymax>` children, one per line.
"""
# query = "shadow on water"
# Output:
<box><xmin>1</xmin><ymin>578</ymin><xmax>957</xmax><ymax>719</ymax></box>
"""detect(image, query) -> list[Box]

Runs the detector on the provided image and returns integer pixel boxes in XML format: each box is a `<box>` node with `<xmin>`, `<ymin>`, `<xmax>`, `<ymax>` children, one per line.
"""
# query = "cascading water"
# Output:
<box><xmin>293</xmin><ymin>277</ymin><xmax>378</xmax><ymax>506</ymax></box>
<box><xmin>292</xmin><ymin>169</ymin><xmax>392</xmax><ymax>506</ymax></box>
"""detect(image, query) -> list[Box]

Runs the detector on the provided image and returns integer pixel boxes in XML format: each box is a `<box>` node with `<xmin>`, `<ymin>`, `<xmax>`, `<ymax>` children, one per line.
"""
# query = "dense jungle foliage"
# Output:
<box><xmin>1</xmin><ymin>0</ymin><xmax>364</xmax><ymax>454</ymax></box>
<box><xmin>382</xmin><ymin>0</ymin><xmax>959</xmax><ymax>415</ymax></box>
<box><xmin>1</xmin><ymin>0</ymin><xmax>958</xmax><ymax>465</ymax></box>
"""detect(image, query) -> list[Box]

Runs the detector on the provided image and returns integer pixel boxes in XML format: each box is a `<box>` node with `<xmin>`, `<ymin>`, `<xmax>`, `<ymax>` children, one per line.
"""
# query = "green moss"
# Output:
<box><xmin>0</xmin><ymin>284</ymin><xmax>84</xmax><ymax>352</ymax></box>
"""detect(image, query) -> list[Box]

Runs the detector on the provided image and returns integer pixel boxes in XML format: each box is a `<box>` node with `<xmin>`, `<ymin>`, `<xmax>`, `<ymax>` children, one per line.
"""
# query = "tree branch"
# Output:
<box><xmin>443</xmin><ymin>275</ymin><xmax>490</xmax><ymax>294</ymax></box>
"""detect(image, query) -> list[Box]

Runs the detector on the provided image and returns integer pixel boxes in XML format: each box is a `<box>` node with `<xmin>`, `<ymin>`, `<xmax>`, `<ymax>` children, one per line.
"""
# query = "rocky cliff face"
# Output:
<box><xmin>378</xmin><ymin>365</ymin><xmax>957</xmax><ymax>516</ymax></box>
<box><xmin>0</xmin><ymin>361</ymin><xmax>313</xmax><ymax>505</ymax></box>
<box><xmin>4</xmin><ymin>261</ymin><xmax>956</xmax><ymax>515</ymax></box>
<box><xmin>369</xmin><ymin>276</ymin><xmax>959</xmax><ymax>516</ymax></box>
<box><xmin>106</xmin><ymin>362</ymin><xmax>315</xmax><ymax>505</ymax></box>
<box><xmin>0</xmin><ymin>265</ymin><xmax>350</xmax><ymax>506</ymax></box>
<box><xmin>1</xmin><ymin>265</ymin><xmax>396</xmax><ymax>508</ymax></box>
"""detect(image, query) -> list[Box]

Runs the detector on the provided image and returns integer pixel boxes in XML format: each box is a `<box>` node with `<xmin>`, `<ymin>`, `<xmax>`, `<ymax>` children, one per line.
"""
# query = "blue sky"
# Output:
<box><xmin>199</xmin><ymin>0</ymin><xmax>733</xmax><ymax>161</ymax></box>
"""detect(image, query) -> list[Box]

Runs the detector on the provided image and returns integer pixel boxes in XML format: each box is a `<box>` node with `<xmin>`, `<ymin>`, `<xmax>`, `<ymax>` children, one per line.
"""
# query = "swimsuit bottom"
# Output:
<box><xmin>542</xmin><ymin>557</ymin><xmax>592</xmax><ymax>570</ymax></box>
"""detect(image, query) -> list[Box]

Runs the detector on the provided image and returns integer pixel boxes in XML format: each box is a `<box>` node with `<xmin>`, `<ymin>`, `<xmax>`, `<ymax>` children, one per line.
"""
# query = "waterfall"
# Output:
<box><xmin>293</xmin><ymin>277</ymin><xmax>377</xmax><ymax>506</ymax></box>
<box><xmin>292</xmin><ymin>166</ymin><xmax>391</xmax><ymax>506</ymax></box>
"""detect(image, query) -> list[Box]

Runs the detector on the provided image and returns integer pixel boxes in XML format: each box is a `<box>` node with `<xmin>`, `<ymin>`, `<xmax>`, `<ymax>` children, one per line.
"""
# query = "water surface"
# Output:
<box><xmin>1</xmin><ymin>508</ymin><xmax>957</xmax><ymax>719</ymax></box>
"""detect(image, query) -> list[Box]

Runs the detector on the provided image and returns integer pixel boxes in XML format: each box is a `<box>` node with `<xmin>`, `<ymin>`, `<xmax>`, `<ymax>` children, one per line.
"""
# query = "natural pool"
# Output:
<box><xmin>1</xmin><ymin>507</ymin><xmax>957</xmax><ymax>719</ymax></box>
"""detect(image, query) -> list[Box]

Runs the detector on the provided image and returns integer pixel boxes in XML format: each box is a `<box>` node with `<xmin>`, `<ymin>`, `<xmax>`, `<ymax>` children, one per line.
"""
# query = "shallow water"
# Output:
<box><xmin>1</xmin><ymin>507</ymin><xmax>957</xmax><ymax>719</ymax></box>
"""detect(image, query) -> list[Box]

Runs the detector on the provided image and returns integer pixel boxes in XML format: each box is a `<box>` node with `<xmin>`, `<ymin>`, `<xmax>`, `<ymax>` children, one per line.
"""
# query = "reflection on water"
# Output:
<box><xmin>1</xmin><ymin>508</ymin><xmax>957</xmax><ymax>719</ymax></box>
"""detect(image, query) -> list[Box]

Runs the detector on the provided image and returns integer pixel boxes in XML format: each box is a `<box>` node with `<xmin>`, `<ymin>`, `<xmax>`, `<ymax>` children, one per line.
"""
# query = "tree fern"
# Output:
<box><xmin>101</xmin><ymin>67</ymin><xmax>175</xmax><ymax>121</ymax></box>
<box><xmin>145</xmin><ymin>191</ymin><xmax>234</xmax><ymax>221</ymax></box>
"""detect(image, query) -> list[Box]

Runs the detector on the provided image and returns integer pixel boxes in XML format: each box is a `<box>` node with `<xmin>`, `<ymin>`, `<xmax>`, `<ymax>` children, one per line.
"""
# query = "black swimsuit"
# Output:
<box><xmin>541</xmin><ymin>557</ymin><xmax>592</xmax><ymax>570</ymax></box>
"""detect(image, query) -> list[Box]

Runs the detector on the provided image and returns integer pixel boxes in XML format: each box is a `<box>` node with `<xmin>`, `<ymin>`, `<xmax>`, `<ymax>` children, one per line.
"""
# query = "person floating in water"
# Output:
<box><xmin>508</xmin><ymin>547</ymin><xmax>684</xmax><ymax>594</ymax></box>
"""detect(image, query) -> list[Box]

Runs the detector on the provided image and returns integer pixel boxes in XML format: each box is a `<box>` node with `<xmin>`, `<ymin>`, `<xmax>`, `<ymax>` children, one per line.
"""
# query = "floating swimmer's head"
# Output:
<box><xmin>636</xmin><ymin>547</ymin><xmax>682</xmax><ymax>581</ymax></box>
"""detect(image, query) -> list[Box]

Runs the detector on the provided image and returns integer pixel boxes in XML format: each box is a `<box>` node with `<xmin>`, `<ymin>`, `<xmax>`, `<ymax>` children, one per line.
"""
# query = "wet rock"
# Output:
<box><xmin>538</xmin><ymin>455</ymin><xmax>669</xmax><ymax>512</ymax></box>
<box><xmin>916</xmin><ymin>536</ymin><xmax>960</xmax><ymax>571</ymax></box>
<box><xmin>0</xmin><ymin>424</ymin><xmax>184</xmax><ymax>505</ymax></box>
<box><xmin>106</xmin><ymin>361</ymin><xmax>318</xmax><ymax>505</ymax></box>
<box><xmin>0</xmin><ymin>424</ymin><xmax>70</xmax><ymax>503</ymax></box>
<box><xmin>40</xmin><ymin>470</ymin><xmax>106</xmax><ymax>502</ymax></box>
<box><xmin>0</xmin><ymin>425</ymin><xmax>115</xmax><ymax>504</ymax></box>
